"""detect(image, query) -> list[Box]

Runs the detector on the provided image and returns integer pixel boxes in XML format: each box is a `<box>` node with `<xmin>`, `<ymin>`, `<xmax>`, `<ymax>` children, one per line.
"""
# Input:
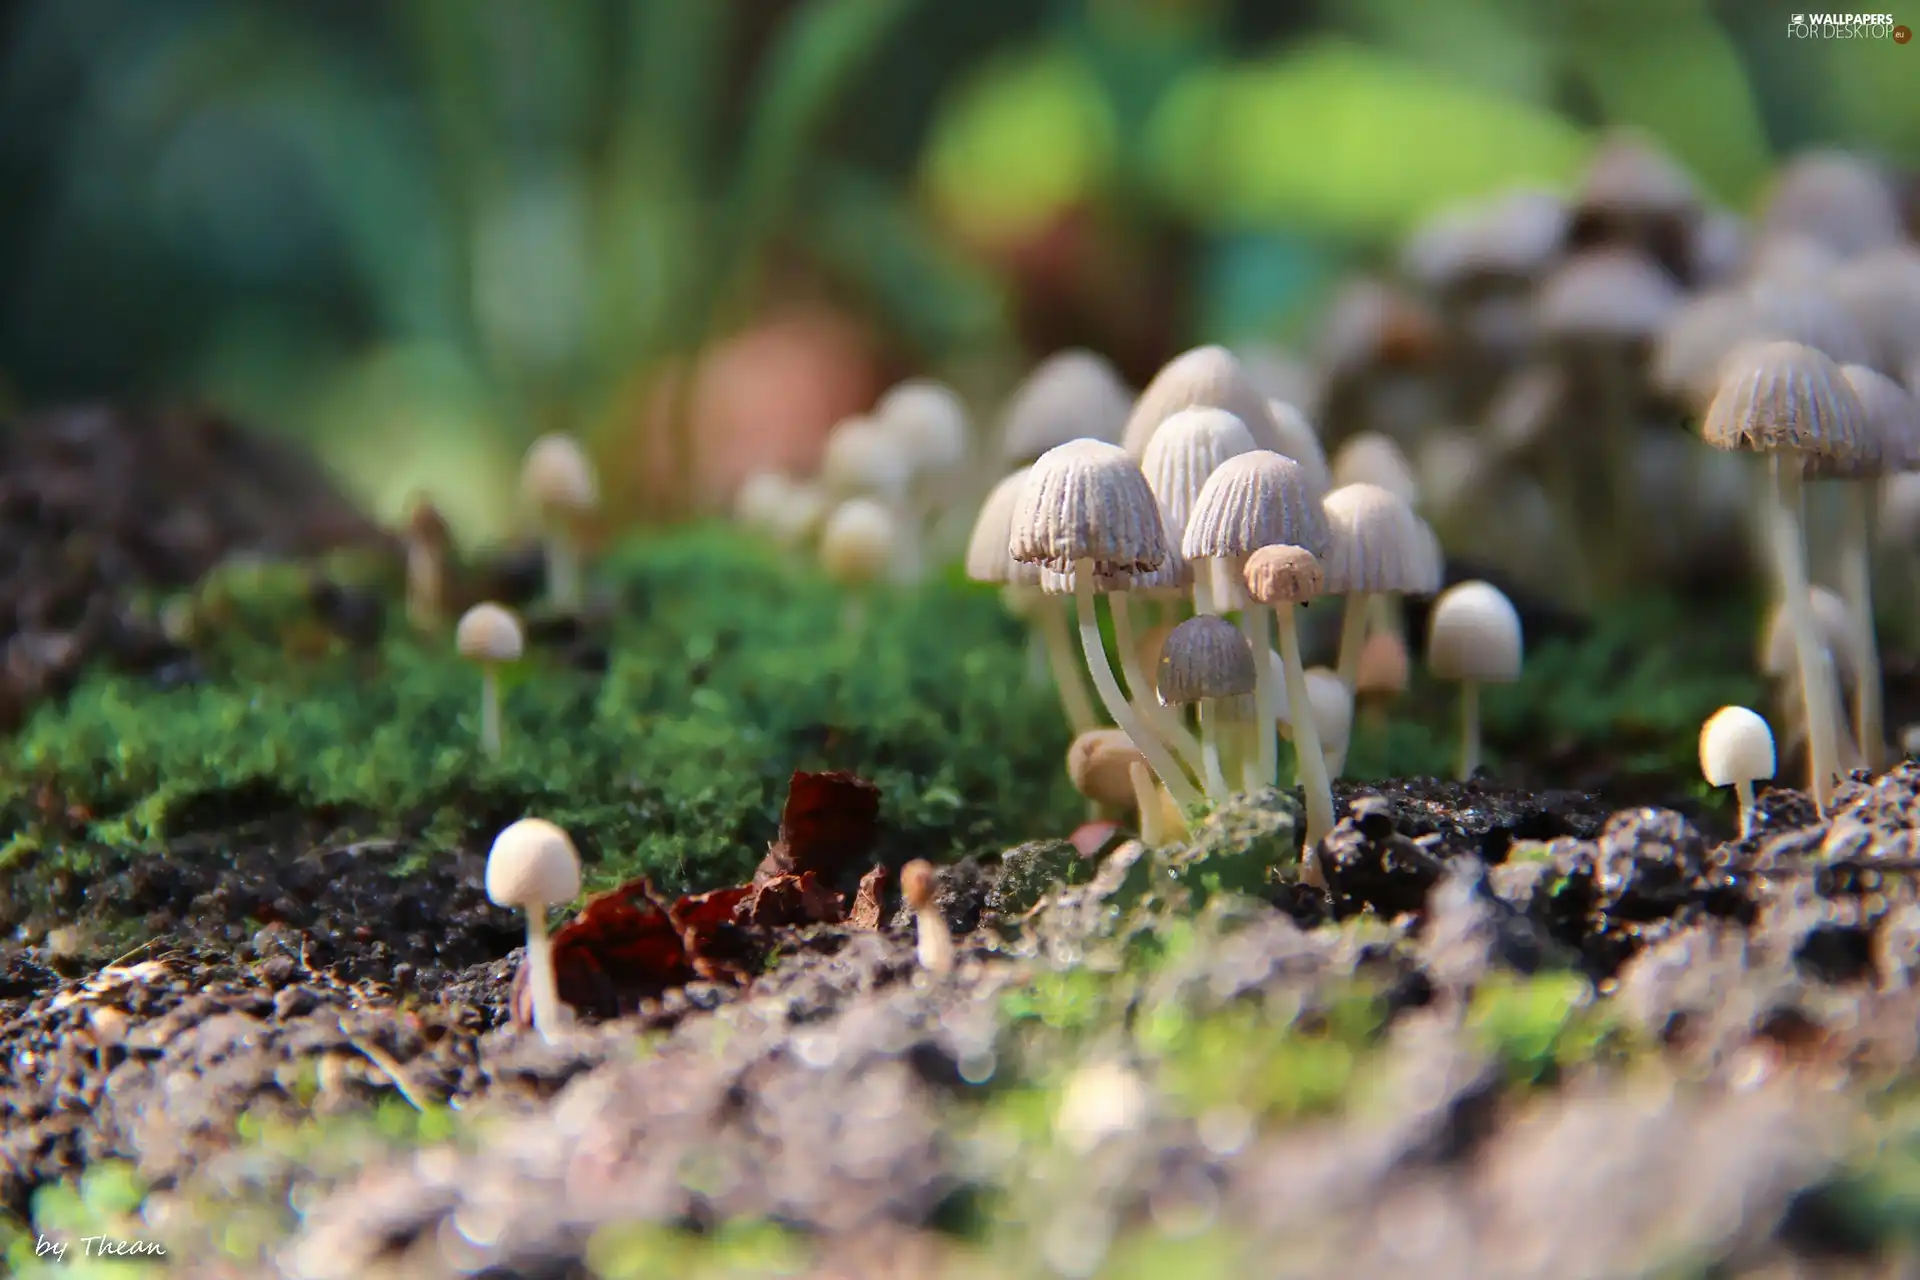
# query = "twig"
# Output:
<box><xmin>340</xmin><ymin>1022</ymin><xmax>432</xmax><ymax>1113</ymax></box>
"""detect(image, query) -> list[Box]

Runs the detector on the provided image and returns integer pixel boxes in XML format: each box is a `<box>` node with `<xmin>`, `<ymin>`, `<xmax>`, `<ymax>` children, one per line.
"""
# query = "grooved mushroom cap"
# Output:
<box><xmin>878</xmin><ymin>378</ymin><xmax>970</xmax><ymax>472</ymax></box>
<box><xmin>1243</xmin><ymin>544</ymin><xmax>1324</xmax><ymax>606</ymax></box>
<box><xmin>1698</xmin><ymin>706</ymin><xmax>1776</xmax><ymax>788</ymax></box>
<box><xmin>1041</xmin><ymin>540</ymin><xmax>1189</xmax><ymax>595</ymax></box>
<box><xmin>822</xmin><ymin>416</ymin><xmax>912</xmax><ymax>502</ymax></box>
<box><xmin>1701</xmin><ymin>340</ymin><xmax>1867</xmax><ymax>461</ymax></box>
<box><xmin>1121</xmin><ymin>345</ymin><xmax>1285</xmax><ymax>460</ymax></box>
<box><xmin>1000</xmin><ymin>349</ymin><xmax>1133</xmax><ymax>464</ymax></box>
<box><xmin>1066</xmin><ymin>728</ymin><xmax>1147</xmax><ymax>809</ymax></box>
<box><xmin>1181</xmin><ymin>450</ymin><xmax>1330</xmax><ymax>562</ymax></box>
<box><xmin>1140</xmin><ymin>408</ymin><xmax>1259</xmax><ymax>546</ymax></box>
<box><xmin>486</xmin><ymin>818</ymin><xmax>582</xmax><ymax>908</ymax></box>
<box><xmin>1762</xmin><ymin>586</ymin><xmax>1860</xmax><ymax>687</ymax></box>
<box><xmin>1266</xmin><ymin>400</ymin><xmax>1333</xmax><ymax>498</ymax></box>
<box><xmin>1356</xmin><ymin>630</ymin><xmax>1411</xmax><ymax>698</ymax></box>
<box><xmin>1009</xmin><ymin>440</ymin><xmax>1167</xmax><ymax>579</ymax></box>
<box><xmin>521</xmin><ymin>434</ymin><xmax>599</xmax><ymax>514</ymax></box>
<box><xmin>819</xmin><ymin>498</ymin><xmax>897</xmax><ymax>585</ymax></box>
<box><xmin>1426</xmin><ymin>581</ymin><xmax>1523</xmax><ymax>683</ymax></box>
<box><xmin>456</xmin><ymin>603</ymin><xmax>525</xmax><ymax>663</ymax></box>
<box><xmin>1535</xmin><ymin>247</ymin><xmax>1682</xmax><ymax>343</ymax></box>
<box><xmin>1330</xmin><ymin>433</ymin><xmax>1419</xmax><ymax>509</ymax></box>
<box><xmin>966</xmin><ymin>468</ymin><xmax>1042</xmax><ymax>587</ymax></box>
<box><xmin>1760</xmin><ymin>151</ymin><xmax>1906</xmax><ymax>259</ymax></box>
<box><xmin>1156</xmin><ymin>615</ymin><xmax>1257</xmax><ymax>706</ymax></box>
<box><xmin>1807</xmin><ymin>364</ymin><xmax>1920</xmax><ymax>479</ymax></box>
<box><xmin>1319</xmin><ymin>482</ymin><xmax>1433</xmax><ymax>596</ymax></box>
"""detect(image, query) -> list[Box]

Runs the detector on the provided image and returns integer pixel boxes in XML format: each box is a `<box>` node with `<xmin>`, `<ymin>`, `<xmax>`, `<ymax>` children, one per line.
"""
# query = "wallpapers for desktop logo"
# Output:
<box><xmin>1786</xmin><ymin>12</ymin><xmax>1909</xmax><ymax>39</ymax></box>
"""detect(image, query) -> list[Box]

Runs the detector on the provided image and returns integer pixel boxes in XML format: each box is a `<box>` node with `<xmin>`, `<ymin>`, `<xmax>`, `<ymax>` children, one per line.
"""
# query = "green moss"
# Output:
<box><xmin>2</xmin><ymin>526</ymin><xmax>1079</xmax><ymax>893</ymax></box>
<box><xmin>584</xmin><ymin>1220</ymin><xmax>810</xmax><ymax>1279</ymax></box>
<box><xmin>1466</xmin><ymin>970</ymin><xmax>1633</xmax><ymax>1085</ymax></box>
<box><xmin>0</xmin><ymin>1161</ymin><xmax>161</xmax><ymax>1278</ymax></box>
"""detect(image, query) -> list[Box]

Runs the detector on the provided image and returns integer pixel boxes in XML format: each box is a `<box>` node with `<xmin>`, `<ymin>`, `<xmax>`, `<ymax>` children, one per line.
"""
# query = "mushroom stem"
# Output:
<box><xmin>1110</xmin><ymin>593</ymin><xmax>1205</xmax><ymax>773</ymax></box>
<box><xmin>1197</xmin><ymin>700</ymin><xmax>1230</xmax><ymax>799</ymax></box>
<box><xmin>1335</xmin><ymin>591</ymin><xmax>1375</xmax><ymax>694</ymax></box>
<box><xmin>915</xmin><ymin>904</ymin><xmax>956</xmax><ymax>974</ymax></box>
<box><xmin>1073</xmin><ymin>566</ymin><xmax>1203</xmax><ymax>810</ymax></box>
<box><xmin>1769</xmin><ymin>457</ymin><xmax>1843</xmax><ymax>811</ymax></box>
<box><xmin>1370</xmin><ymin>592</ymin><xmax>1403</xmax><ymax>644</ymax></box>
<box><xmin>480</xmin><ymin>665</ymin><xmax>503</xmax><ymax>760</ymax></box>
<box><xmin>1128</xmin><ymin>760</ymin><xmax>1167</xmax><ymax>847</ymax></box>
<box><xmin>523</xmin><ymin>907</ymin><xmax>565</xmax><ymax>1040</ymax></box>
<box><xmin>1238</xmin><ymin>589</ymin><xmax>1279</xmax><ymax>787</ymax></box>
<box><xmin>1838</xmin><ymin>486</ymin><xmax>1886</xmax><ymax>770</ymax></box>
<box><xmin>1036</xmin><ymin>597</ymin><xmax>1101</xmax><ymax>734</ymax></box>
<box><xmin>544</xmin><ymin>523</ymin><xmax>580</xmax><ymax>615</ymax></box>
<box><xmin>406</xmin><ymin>542</ymin><xmax>444</xmax><ymax>633</ymax></box>
<box><xmin>1735</xmin><ymin>777</ymin><xmax>1756</xmax><ymax>839</ymax></box>
<box><xmin>1457</xmin><ymin>679</ymin><xmax>1482</xmax><ymax>781</ymax></box>
<box><xmin>1273</xmin><ymin>601</ymin><xmax>1335</xmax><ymax>850</ymax></box>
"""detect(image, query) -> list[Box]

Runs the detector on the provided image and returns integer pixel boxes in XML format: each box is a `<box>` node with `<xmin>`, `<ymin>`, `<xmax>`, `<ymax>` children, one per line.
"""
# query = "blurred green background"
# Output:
<box><xmin>1</xmin><ymin>0</ymin><xmax>1915</xmax><ymax>542</ymax></box>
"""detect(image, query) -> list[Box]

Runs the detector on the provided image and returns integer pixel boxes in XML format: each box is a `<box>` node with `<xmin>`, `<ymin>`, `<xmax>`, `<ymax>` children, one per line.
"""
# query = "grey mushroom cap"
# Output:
<box><xmin>1140</xmin><ymin>407</ymin><xmax>1259</xmax><ymax>547</ymax></box>
<box><xmin>1157</xmin><ymin>614</ymin><xmax>1257</xmax><ymax>706</ymax></box>
<box><xmin>1000</xmin><ymin>349</ymin><xmax>1134</xmax><ymax>464</ymax></box>
<box><xmin>1320</xmin><ymin>482</ymin><xmax>1435</xmax><ymax>595</ymax></box>
<box><xmin>1701</xmin><ymin>340</ymin><xmax>1867</xmax><ymax>462</ymax></box>
<box><xmin>1804</xmin><ymin>365</ymin><xmax>1920</xmax><ymax>480</ymax></box>
<box><xmin>966</xmin><ymin>468</ymin><xmax>1043</xmax><ymax>587</ymax></box>
<box><xmin>1760</xmin><ymin>151</ymin><xmax>1907</xmax><ymax>259</ymax></box>
<box><xmin>1182</xmin><ymin>450</ymin><xmax>1331</xmax><ymax>562</ymax></box>
<box><xmin>1535</xmin><ymin>246</ymin><xmax>1682</xmax><ymax>344</ymax></box>
<box><xmin>1010</xmin><ymin>439</ymin><xmax>1168</xmax><ymax>577</ymax></box>
<box><xmin>1121</xmin><ymin>345</ymin><xmax>1287</xmax><ymax>460</ymax></box>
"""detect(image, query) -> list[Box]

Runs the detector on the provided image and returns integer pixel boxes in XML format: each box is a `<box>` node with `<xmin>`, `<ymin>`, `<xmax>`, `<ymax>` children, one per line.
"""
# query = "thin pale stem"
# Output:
<box><xmin>1735</xmin><ymin>778</ymin><xmax>1755</xmax><ymax>840</ymax></box>
<box><xmin>1335</xmin><ymin>591</ymin><xmax>1373</xmax><ymax>694</ymax></box>
<box><xmin>1198</xmin><ymin>700</ymin><xmax>1230</xmax><ymax>799</ymax></box>
<box><xmin>480</xmin><ymin>666</ymin><xmax>502</xmax><ymax>759</ymax></box>
<box><xmin>524</xmin><ymin>909</ymin><xmax>565</xmax><ymax>1041</ymax></box>
<box><xmin>1457</xmin><ymin>679</ymin><xmax>1481</xmax><ymax>781</ymax></box>
<box><xmin>1074</xmin><ymin>568</ymin><xmax>1203</xmax><ymax>810</ymax></box>
<box><xmin>1276</xmin><ymin>602</ymin><xmax>1336</xmax><ymax>852</ymax></box>
<box><xmin>545</xmin><ymin>524</ymin><xmax>580</xmax><ymax>614</ymax></box>
<box><xmin>1129</xmin><ymin>760</ymin><xmax>1166</xmax><ymax>847</ymax></box>
<box><xmin>1240</xmin><ymin>593</ymin><xmax>1279</xmax><ymax>787</ymax></box>
<box><xmin>1771</xmin><ymin>458</ymin><xmax>1842</xmax><ymax>811</ymax></box>
<box><xmin>1838</xmin><ymin>486</ymin><xmax>1886</xmax><ymax>770</ymax></box>
<box><xmin>1370</xmin><ymin>592</ymin><xmax>1403</xmax><ymax>644</ymax></box>
<box><xmin>1112</xmin><ymin>593</ymin><xmax>1205</xmax><ymax>773</ymax></box>
<box><xmin>1036</xmin><ymin>599</ymin><xmax>1101</xmax><ymax>734</ymax></box>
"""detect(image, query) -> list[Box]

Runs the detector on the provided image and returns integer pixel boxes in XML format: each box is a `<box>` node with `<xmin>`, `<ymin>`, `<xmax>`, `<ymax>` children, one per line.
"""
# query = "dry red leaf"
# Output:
<box><xmin>733</xmin><ymin>871</ymin><xmax>845</xmax><ymax>928</ymax></box>
<box><xmin>847</xmin><ymin>864</ymin><xmax>888</xmax><ymax>930</ymax></box>
<box><xmin>754</xmin><ymin>769</ymin><xmax>882</xmax><ymax>883</ymax></box>
<box><xmin>514</xmin><ymin>878</ymin><xmax>694</xmax><ymax>1026</ymax></box>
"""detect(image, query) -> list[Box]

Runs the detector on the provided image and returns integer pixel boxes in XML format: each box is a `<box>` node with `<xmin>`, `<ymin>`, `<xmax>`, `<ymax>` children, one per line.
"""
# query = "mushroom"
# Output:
<box><xmin>1265</xmin><ymin>399</ymin><xmax>1333</xmax><ymax>498</ymax></box>
<box><xmin>1760</xmin><ymin>585</ymin><xmax>1863</xmax><ymax>775</ymax></box>
<box><xmin>402</xmin><ymin>493</ymin><xmax>453</xmax><ymax>634</ymax></box>
<box><xmin>900</xmin><ymin>859</ymin><xmax>954</xmax><ymax>975</ymax></box>
<box><xmin>1702</xmin><ymin>340</ymin><xmax>1867</xmax><ymax>810</ymax></box>
<box><xmin>821</xmin><ymin>415</ymin><xmax>913</xmax><ymax>504</ymax></box>
<box><xmin>1330</xmin><ymin>433</ymin><xmax>1419</xmax><ymax>509</ymax></box>
<box><xmin>1241</xmin><ymin>545</ymin><xmax>1336</xmax><ymax>852</ymax></box>
<box><xmin>878</xmin><ymin>378</ymin><xmax>972</xmax><ymax>546</ymax></box>
<box><xmin>969</xmin><ymin>468</ymin><xmax>1098</xmax><ymax>735</ymax></box>
<box><xmin>486</xmin><ymin>817</ymin><xmax>582</xmax><ymax>1040</ymax></box>
<box><xmin>820</xmin><ymin>498</ymin><xmax>898</xmax><ymax>635</ymax></box>
<box><xmin>1699</xmin><ymin>706</ymin><xmax>1776</xmax><ymax>840</ymax></box>
<box><xmin>1011</xmin><ymin>440</ymin><xmax>1203</xmax><ymax>810</ymax></box>
<box><xmin>1759</xmin><ymin>151</ymin><xmax>1907</xmax><ymax>260</ymax></box>
<box><xmin>1426</xmin><ymin>581</ymin><xmax>1523</xmax><ymax>782</ymax></box>
<box><xmin>456</xmin><ymin>602</ymin><xmax>525</xmax><ymax>760</ymax></box>
<box><xmin>1121</xmin><ymin>345</ymin><xmax>1293</xmax><ymax>461</ymax></box>
<box><xmin>999</xmin><ymin>349</ymin><xmax>1133</xmax><ymax>466</ymax></box>
<box><xmin>1320</xmin><ymin>482</ymin><xmax>1439</xmax><ymax>697</ymax></box>
<box><xmin>1067</xmin><ymin>727</ymin><xmax>1182</xmax><ymax>844</ymax></box>
<box><xmin>1353</xmin><ymin>628</ymin><xmax>1410</xmax><ymax>736</ymax></box>
<box><xmin>1184</xmin><ymin>450</ymin><xmax>1330</xmax><ymax>792</ymax></box>
<box><xmin>520</xmin><ymin>433</ymin><xmax>599</xmax><ymax>615</ymax></box>
<box><xmin>734</xmin><ymin>471</ymin><xmax>830</xmax><ymax>550</ymax></box>
<box><xmin>1157</xmin><ymin>615</ymin><xmax>1258</xmax><ymax>800</ymax></box>
<box><xmin>1140</xmin><ymin>406</ymin><xmax>1259</xmax><ymax>615</ymax></box>
<box><xmin>1282</xmin><ymin>665</ymin><xmax>1356</xmax><ymax>780</ymax></box>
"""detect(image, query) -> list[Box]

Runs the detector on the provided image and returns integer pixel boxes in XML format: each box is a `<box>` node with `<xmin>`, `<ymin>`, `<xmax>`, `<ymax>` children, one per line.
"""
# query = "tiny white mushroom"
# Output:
<box><xmin>900</xmin><ymin>859</ymin><xmax>954</xmax><ymax>975</ymax></box>
<box><xmin>1699</xmin><ymin>706</ymin><xmax>1776</xmax><ymax>840</ymax></box>
<box><xmin>455</xmin><ymin>602</ymin><xmax>525</xmax><ymax>760</ymax></box>
<box><xmin>487</xmin><ymin>817</ymin><xmax>583</xmax><ymax>1041</ymax></box>
<box><xmin>1426</xmin><ymin>581</ymin><xmax>1523</xmax><ymax>782</ymax></box>
<box><xmin>520</xmin><ymin>433</ymin><xmax>599</xmax><ymax>614</ymax></box>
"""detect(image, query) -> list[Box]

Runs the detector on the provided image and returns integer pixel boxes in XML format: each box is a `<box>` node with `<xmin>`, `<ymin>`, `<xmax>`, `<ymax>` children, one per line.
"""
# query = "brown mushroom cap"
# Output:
<box><xmin>1700</xmin><ymin>340</ymin><xmax>1867</xmax><ymax>462</ymax></box>
<box><xmin>1243</xmin><ymin>544</ymin><xmax>1325</xmax><ymax>607</ymax></box>
<box><xmin>900</xmin><ymin>859</ymin><xmax>938</xmax><ymax>912</ymax></box>
<box><xmin>1120</xmin><ymin>345</ymin><xmax>1288</xmax><ymax>460</ymax></box>
<box><xmin>966</xmin><ymin>468</ymin><xmax>1042</xmax><ymax>587</ymax></box>
<box><xmin>1000</xmin><ymin>349</ymin><xmax>1134</xmax><ymax>465</ymax></box>
<box><xmin>1320</xmin><ymin>482</ymin><xmax>1434</xmax><ymax>596</ymax></box>
<box><xmin>1355</xmin><ymin>630</ymin><xmax>1411</xmax><ymax>699</ymax></box>
<box><xmin>1010</xmin><ymin>439</ymin><xmax>1167</xmax><ymax>580</ymax></box>
<box><xmin>456</xmin><ymin>602</ymin><xmax>525</xmax><ymax>664</ymax></box>
<box><xmin>1156</xmin><ymin>615</ymin><xmax>1257</xmax><ymax>706</ymax></box>
<box><xmin>1066</xmin><ymin>728</ymin><xmax>1146</xmax><ymax>808</ymax></box>
<box><xmin>1182</xmin><ymin>450</ymin><xmax>1330</xmax><ymax>562</ymax></box>
<box><xmin>1140</xmin><ymin>407</ymin><xmax>1259</xmax><ymax>547</ymax></box>
<box><xmin>520</xmin><ymin>434</ymin><xmax>599</xmax><ymax>514</ymax></box>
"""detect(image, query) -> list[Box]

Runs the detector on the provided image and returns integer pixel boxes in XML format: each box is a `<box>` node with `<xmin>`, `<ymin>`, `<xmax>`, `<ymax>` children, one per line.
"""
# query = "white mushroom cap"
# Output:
<box><xmin>1182</xmin><ymin>450</ymin><xmax>1330</xmax><ymax>562</ymax></box>
<box><xmin>734</xmin><ymin>470</ymin><xmax>798</xmax><ymax>530</ymax></box>
<box><xmin>1000</xmin><ymin>349</ymin><xmax>1134</xmax><ymax>464</ymax></box>
<box><xmin>1121</xmin><ymin>345</ymin><xmax>1287</xmax><ymax>460</ymax></box>
<box><xmin>819</xmin><ymin>498</ymin><xmax>898</xmax><ymax>586</ymax></box>
<box><xmin>521</xmin><ymin>433</ymin><xmax>599</xmax><ymax>514</ymax></box>
<box><xmin>1698</xmin><ymin>706</ymin><xmax>1776</xmax><ymax>788</ymax></box>
<box><xmin>1427</xmin><ymin>581</ymin><xmax>1523</xmax><ymax>683</ymax></box>
<box><xmin>1265</xmin><ymin>399</ymin><xmax>1333</xmax><ymax>498</ymax></box>
<box><xmin>821</xmin><ymin>416</ymin><xmax>913</xmax><ymax>503</ymax></box>
<box><xmin>1330</xmin><ymin>433</ymin><xmax>1419</xmax><ymax>509</ymax></box>
<box><xmin>1010</xmin><ymin>439</ymin><xmax>1167</xmax><ymax>581</ymax></box>
<box><xmin>878</xmin><ymin>378</ymin><xmax>970</xmax><ymax>473</ymax></box>
<box><xmin>767</xmin><ymin>479</ymin><xmax>831</xmax><ymax>550</ymax></box>
<box><xmin>966</xmin><ymin>468</ymin><xmax>1042</xmax><ymax>587</ymax></box>
<box><xmin>1139</xmin><ymin>407</ymin><xmax>1258</xmax><ymax>547</ymax></box>
<box><xmin>1320</xmin><ymin>482</ymin><xmax>1432</xmax><ymax>596</ymax></box>
<box><xmin>486</xmin><ymin>817</ymin><xmax>583</xmax><ymax>908</ymax></box>
<box><xmin>456</xmin><ymin>602</ymin><xmax>525</xmax><ymax>664</ymax></box>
